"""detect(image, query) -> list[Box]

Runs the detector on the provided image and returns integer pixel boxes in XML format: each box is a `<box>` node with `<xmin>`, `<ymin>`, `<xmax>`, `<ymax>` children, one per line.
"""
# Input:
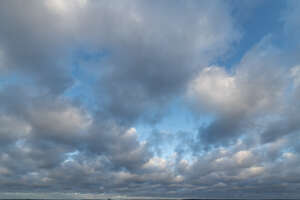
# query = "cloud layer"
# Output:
<box><xmin>0</xmin><ymin>0</ymin><xmax>300</xmax><ymax>198</ymax></box>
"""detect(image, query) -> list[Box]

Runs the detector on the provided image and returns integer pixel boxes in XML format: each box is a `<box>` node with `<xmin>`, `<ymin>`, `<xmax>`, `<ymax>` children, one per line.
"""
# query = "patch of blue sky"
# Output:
<box><xmin>64</xmin><ymin>150</ymin><xmax>80</xmax><ymax>163</ymax></box>
<box><xmin>136</xmin><ymin>98</ymin><xmax>209</xmax><ymax>138</ymax></box>
<box><xmin>218</xmin><ymin>0</ymin><xmax>286</xmax><ymax>69</ymax></box>
<box><xmin>136</xmin><ymin>97</ymin><xmax>214</xmax><ymax>159</ymax></box>
<box><xmin>0</xmin><ymin>71</ymin><xmax>34</xmax><ymax>90</ymax></box>
<box><xmin>64</xmin><ymin>48</ymin><xmax>108</xmax><ymax>111</ymax></box>
<box><xmin>0</xmin><ymin>74</ymin><xmax>16</xmax><ymax>89</ymax></box>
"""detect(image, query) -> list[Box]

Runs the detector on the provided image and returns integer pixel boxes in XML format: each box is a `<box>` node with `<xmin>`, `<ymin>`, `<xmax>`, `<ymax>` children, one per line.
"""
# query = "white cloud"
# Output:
<box><xmin>239</xmin><ymin>166</ymin><xmax>264</xmax><ymax>179</ymax></box>
<box><xmin>187</xmin><ymin>66</ymin><xmax>241</xmax><ymax>113</ymax></box>
<box><xmin>233</xmin><ymin>150</ymin><xmax>253</xmax><ymax>165</ymax></box>
<box><xmin>143</xmin><ymin>157</ymin><xmax>167</xmax><ymax>170</ymax></box>
<box><xmin>45</xmin><ymin>0</ymin><xmax>87</xmax><ymax>14</ymax></box>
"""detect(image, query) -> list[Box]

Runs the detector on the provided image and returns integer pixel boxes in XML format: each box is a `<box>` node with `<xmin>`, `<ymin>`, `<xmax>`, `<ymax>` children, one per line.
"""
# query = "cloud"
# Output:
<box><xmin>187</xmin><ymin>36</ymin><xmax>288</xmax><ymax>147</ymax></box>
<box><xmin>0</xmin><ymin>0</ymin><xmax>300</xmax><ymax>198</ymax></box>
<box><xmin>0</xmin><ymin>0</ymin><xmax>77</xmax><ymax>94</ymax></box>
<box><xmin>77</xmin><ymin>0</ymin><xmax>240</xmax><ymax>123</ymax></box>
<box><xmin>187</xmin><ymin>66</ymin><xmax>240</xmax><ymax>114</ymax></box>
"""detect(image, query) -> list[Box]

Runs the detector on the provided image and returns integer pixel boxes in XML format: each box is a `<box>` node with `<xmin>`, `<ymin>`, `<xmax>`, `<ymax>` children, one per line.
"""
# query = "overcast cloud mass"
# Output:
<box><xmin>0</xmin><ymin>0</ymin><xmax>300</xmax><ymax>199</ymax></box>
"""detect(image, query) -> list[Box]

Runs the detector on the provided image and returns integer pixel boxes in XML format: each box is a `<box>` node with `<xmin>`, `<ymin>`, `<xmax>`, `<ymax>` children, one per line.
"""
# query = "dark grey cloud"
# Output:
<box><xmin>0</xmin><ymin>0</ymin><xmax>76</xmax><ymax>94</ymax></box>
<box><xmin>0</xmin><ymin>90</ymin><xmax>152</xmax><ymax>193</ymax></box>
<box><xmin>0</xmin><ymin>0</ymin><xmax>240</xmax><ymax>124</ymax></box>
<box><xmin>198</xmin><ymin>113</ymin><xmax>247</xmax><ymax>147</ymax></box>
<box><xmin>74</xmin><ymin>0</ymin><xmax>240</xmax><ymax>123</ymax></box>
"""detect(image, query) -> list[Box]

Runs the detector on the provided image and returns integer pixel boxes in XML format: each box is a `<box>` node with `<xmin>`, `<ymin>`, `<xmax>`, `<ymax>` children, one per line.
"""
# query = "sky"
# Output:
<box><xmin>0</xmin><ymin>0</ymin><xmax>300</xmax><ymax>199</ymax></box>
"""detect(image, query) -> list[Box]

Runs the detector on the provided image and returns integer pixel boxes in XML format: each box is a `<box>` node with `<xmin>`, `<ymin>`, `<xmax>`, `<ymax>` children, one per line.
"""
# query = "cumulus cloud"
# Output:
<box><xmin>187</xmin><ymin>66</ymin><xmax>240</xmax><ymax>114</ymax></box>
<box><xmin>0</xmin><ymin>0</ymin><xmax>300</xmax><ymax>198</ymax></box>
<box><xmin>187</xmin><ymin>36</ymin><xmax>289</xmax><ymax>146</ymax></box>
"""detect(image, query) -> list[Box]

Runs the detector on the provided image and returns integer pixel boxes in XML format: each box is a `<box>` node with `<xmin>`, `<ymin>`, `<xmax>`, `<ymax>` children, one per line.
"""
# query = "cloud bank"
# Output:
<box><xmin>0</xmin><ymin>0</ymin><xmax>300</xmax><ymax>198</ymax></box>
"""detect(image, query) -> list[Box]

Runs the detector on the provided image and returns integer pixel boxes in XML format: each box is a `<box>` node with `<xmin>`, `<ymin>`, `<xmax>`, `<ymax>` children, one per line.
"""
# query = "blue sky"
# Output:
<box><xmin>0</xmin><ymin>0</ymin><xmax>300</xmax><ymax>199</ymax></box>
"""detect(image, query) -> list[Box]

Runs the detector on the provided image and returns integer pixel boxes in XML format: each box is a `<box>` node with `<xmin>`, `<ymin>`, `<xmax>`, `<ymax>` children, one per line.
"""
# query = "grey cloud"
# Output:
<box><xmin>260</xmin><ymin>69</ymin><xmax>300</xmax><ymax>143</ymax></box>
<box><xmin>188</xmin><ymin>36</ymin><xmax>289</xmax><ymax>148</ymax></box>
<box><xmin>0</xmin><ymin>0</ymin><xmax>240</xmax><ymax>123</ymax></box>
<box><xmin>77</xmin><ymin>0</ymin><xmax>240</xmax><ymax>123</ymax></box>
<box><xmin>0</xmin><ymin>0</ymin><xmax>75</xmax><ymax>94</ymax></box>
<box><xmin>0</xmin><ymin>86</ymin><xmax>151</xmax><ymax>181</ymax></box>
<box><xmin>1</xmin><ymin>0</ymin><xmax>300</xmax><ymax>198</ymax></box>
<box><xmin>198</xmin><ymin>113</ymin><xmax>247</xmax><ymax>147</ymax></box>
